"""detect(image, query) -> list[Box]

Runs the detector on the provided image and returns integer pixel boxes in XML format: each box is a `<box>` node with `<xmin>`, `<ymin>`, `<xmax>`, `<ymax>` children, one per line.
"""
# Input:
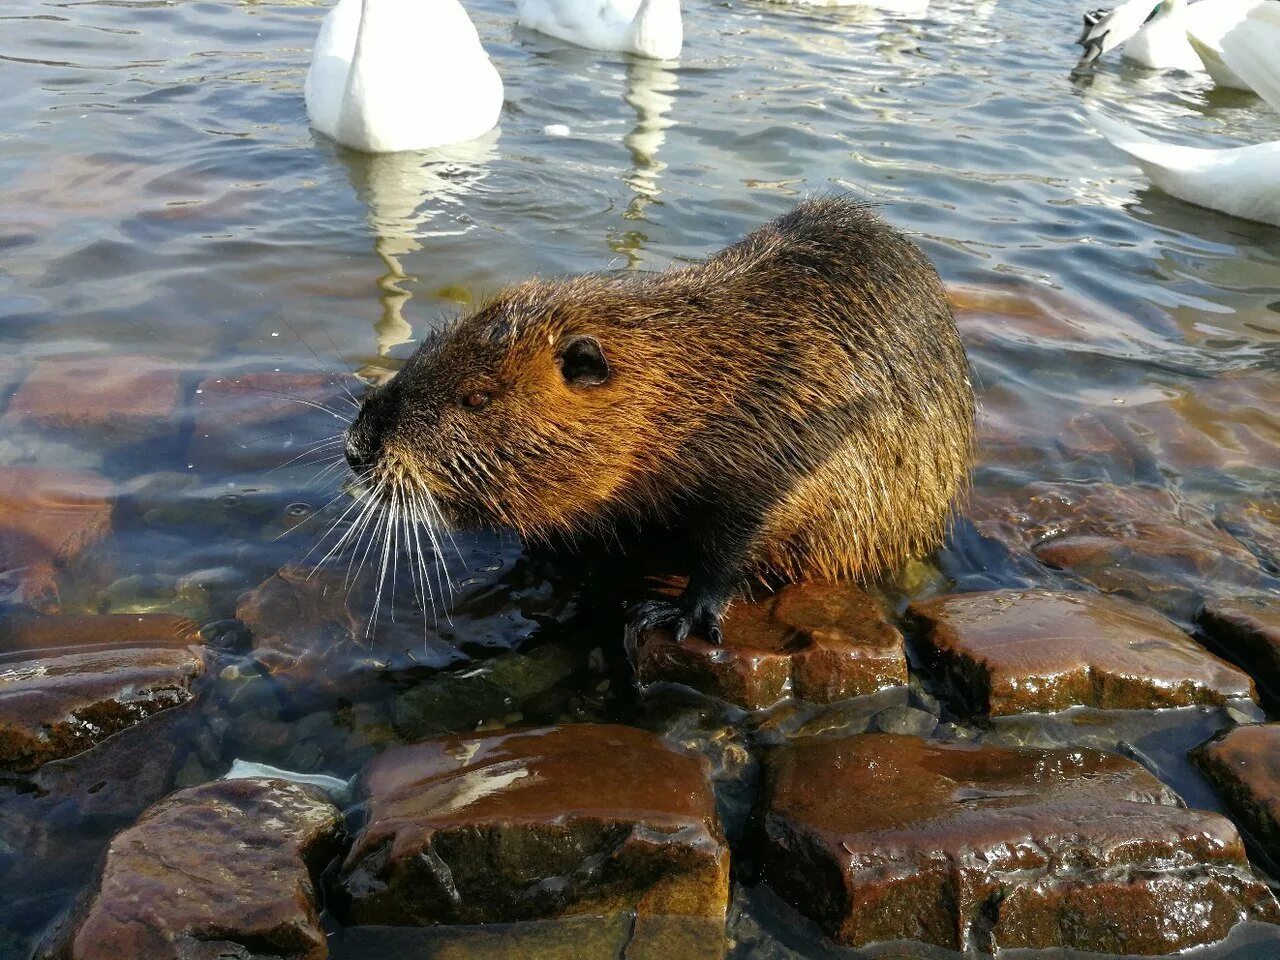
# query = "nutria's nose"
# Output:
<box><xmin>344</xmin><ymin>422</ymin><xmax>377</xmax><ymax>474</ymax></box>
<box><xmin>345</xmin><ymin>387</ymin><xmax>394</xmax><ymax>474</ymax></box>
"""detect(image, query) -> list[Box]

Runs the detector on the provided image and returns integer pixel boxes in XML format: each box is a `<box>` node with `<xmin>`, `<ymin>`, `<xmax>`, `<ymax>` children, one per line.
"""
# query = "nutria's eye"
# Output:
<box><xmin>460</xmin><ymin>391</ymin><xmax>490</xmax><ymax>410</ymax></box>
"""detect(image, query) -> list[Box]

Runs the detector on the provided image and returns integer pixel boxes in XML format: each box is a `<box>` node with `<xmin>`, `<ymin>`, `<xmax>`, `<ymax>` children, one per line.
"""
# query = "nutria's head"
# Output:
<box><xmin>345</xmin><ymin>279</ymin><xmax>659</xmax><ymax>540</ymax></box>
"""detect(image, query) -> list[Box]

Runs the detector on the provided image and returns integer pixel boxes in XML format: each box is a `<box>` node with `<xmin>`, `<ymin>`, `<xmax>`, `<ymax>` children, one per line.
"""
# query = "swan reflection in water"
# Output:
<box><xmin>622</xmin><ymin>57</ymin><xmax>678</xmax><ymax>220</ymax></box>
<box><xmin>334</xmin><ymin>130</ymin><xmax>499</xmax><ymax>368</ymax></box>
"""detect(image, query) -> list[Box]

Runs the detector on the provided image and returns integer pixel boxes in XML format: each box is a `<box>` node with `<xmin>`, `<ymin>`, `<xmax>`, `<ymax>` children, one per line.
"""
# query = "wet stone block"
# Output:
<box><xmin>910</xmin><ymin>589</ymin><xmax>1255</xmax><ymax>716</ymax></box>
<box><xmin>0</xmin><ymin>640</ymin><xmax>206</xmax><ymax>772</ymax></box>
<box><xmin>188</xmin><ymin>371</ymin><xmax>355</xmax><ymax>475</ymax></box>
<box><xmin>0</xmin><ymin>465</ymin><xmax>113</xmax><ymax>614</ymax></box>
<box><xmin>757</xmin><ymin>733</ymin><xmax>1280</xmax><ymax>954</ymax></box>
<box><xmin>629</xmin><ymin>580</ymin><xmax>906</xmax><ymax>710</ymax></box>
<box><xmin>1199</xmin><ymin>597</ymin><xmax>1280</xmax><ymax>701</ymax></box>
<box><xmin>1195</xmin><ymin>724</ymin><xmax>1280</xmax><ymax>864</ymax></box>
<box><xmin>337</xmin><ymin>724</ymin><xmax>729</xmax><ymax>926</ymax></box>
<box><xmin>0</xmin><ymin>709</ymin><xmax>200</xmax><ymax>951</ymax></box>
<box><xmin>4</xmin><ymin>355</ymin><xmax>183</xmax><ymax>448</ymax></box>
<box><xmin>37</xmin><ymin>778</ymin><xmax>343</xmax><ymax>960</ymax></box>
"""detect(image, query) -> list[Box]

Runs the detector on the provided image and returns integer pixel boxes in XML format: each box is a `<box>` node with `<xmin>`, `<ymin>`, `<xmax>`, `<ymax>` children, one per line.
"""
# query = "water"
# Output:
<box><xmin>2</xmin><ymin>0</ymin><xmax>1279</xmax><ymax>956</ymax></box>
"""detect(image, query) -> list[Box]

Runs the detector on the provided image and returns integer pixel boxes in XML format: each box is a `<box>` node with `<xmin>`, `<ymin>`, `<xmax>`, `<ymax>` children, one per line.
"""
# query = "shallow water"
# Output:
<box><xmin>1</xmin><ymin>0</ymin><xmax>1279</xmax><ymax>956</ymax></box>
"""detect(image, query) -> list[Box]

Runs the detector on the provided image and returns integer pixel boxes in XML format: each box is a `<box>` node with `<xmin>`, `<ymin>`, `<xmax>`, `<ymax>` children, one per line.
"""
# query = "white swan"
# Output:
<box><xmin>1088</xmin><ymin>4</ymin><xmax>1280</xmax><ymax>227</ymax></box>
<box><xmin>306</xmin><ymin>0</ymin><xmax>504</xmax><ymax>153</ymax></box>
<box><xmin>1186</xmin><ymin>0</ymin><xmax>1269</xmax><ymax>91</ymax></box>
<box><xmin>1077</xmin><ymin>0</ymin><xmax>1203</xmax><ymax>70</ymax></box>
<box><xmin>514</xmin><ymin>0</ymin><xmax>682</xmax><ymax>60</ymax></box>
<box><xmin>1220</xmin><ymin>0</ymin><xmax>1280</xmax><ymax>108</ymax></box>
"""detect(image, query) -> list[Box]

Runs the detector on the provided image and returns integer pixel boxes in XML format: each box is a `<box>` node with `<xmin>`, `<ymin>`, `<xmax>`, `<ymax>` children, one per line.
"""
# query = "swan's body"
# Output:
<box><xmin>1121</xmin><ymin>0</ymin><xmax>1203</xmax><ymax>68</ymax></box>
<box><xmin>1090</xmin><ymin>110</ymin><xmax>1280</xmax><ymax>225</ymax></box>
<box><xmin>1220</xmin><ymin>0</ymin><xmax>1280</xmax><ymax>107</ymax></box>
<box><xmin>1089</xmin><ymin>4</ymin><xmax>1280</xmax><ymax>227</ymax></box>
<box><xmin>1079</xmin><ymin>0</ymin><xmax>1202</xmax><ymax>69</ymax></box>
<box><xmin>1187</xmin><ymin>0</ymin><xmax>1269</xmax><ymax>90</ymax></box>
<box><xmin>305</xmin><ymin>0</ymin><xmax>504</xmax><ymax>153</ymax></box>
<box><xmin>515</xmin><ymin>0</ymin><xmax>682</xmax><ymax>59</ymax></box>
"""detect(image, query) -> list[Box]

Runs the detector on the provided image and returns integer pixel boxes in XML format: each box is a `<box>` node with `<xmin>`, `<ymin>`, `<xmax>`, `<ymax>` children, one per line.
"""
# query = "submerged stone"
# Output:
<box><xmin>0</xmin><ymin>355</ymin><xmax>25</xmax><ymax>411</ymax></box>
<box><xmin>37</xmin><ymin>778</ymin><xmax>343</xmax><ymax>960</ymax></box>
<box><xmin>238</xmin><ymin>544</ymin><xmax>563</xmax><ymax>704</ymax></box>
<box><xmin>910</xmin><ymin>589</ymin><xmax>1255</xmax><ymax>716</ymax></box>
<box><xmin>948</xmin><ymin>282</ymin><xmax>1146</xmax><ymax>346</ymax></box>
<box><xmin>4</xmin><ymin>355</ymin><xmax>183</xmax><ymax>449</ymax></box>
<box><xmin>1217</xmin><ymin>499</ymin><xmax>1280</xmax><ymax>575</ymax></box>
<box><xmin>337</xmin><ymin>723</ymin><xmax>729</xmax><ymax>927</ymax></box>
<box><xmin>0</xmin><ymin>640</ymin><xmax>206</xmax><ymax>772</ymax></box>
<box><xmin>968</xmin><ymin>482</ymin><xmax>1265</xmax><ymax>617</ymax></box>
<box><xmin>391</xmin><ymin>642</ymin><xmax>578</xmax><ymax>739</ymax></box>
<box><xmin>1194</xmin><ymin>724</ymin><xmax>1280</xmax><ymax>865</ymax></box>
<box><xmin>757</xmin><ymin>733</ymin><xmax>1279</xmax><ymax>954</ymax></box>
<box><xmin>0</xmin><ymin>613</ymin><xmax>201</xmax><ymax>656</ymax></box>
<box><xmin>1119</xmin><ymin>374</ymin><xmax>1280</xmax><ymax>480</ymax></box>
<box><xmin>188</xmin><ymin>371</ymin><xmax>355</xmax><ymax>475</ymax></box>
<box><xmin>629</xmin><ymin>579</ymin><xmax>906</xmax><ymax>710</ymax></box>
<box><xmin>0</xmin><ymin>465</ymin><xmax>113</xmax><ymax>614</ymax></box>
<box><xmin>976</xmin><ymin>389</ymin><xmax>1150</xmax><ymax>484</ymax></box>
<box><xmin>237</xmin><ymin>564</ymin><xmax>459</xmax><ymax>702</ymax></box>
<box><xmin>332</xmin><ymin>913</ymin><xmax>725</xmax><ymax>960</ymax></box>
<box><xmin>100</xmin><ymin>573</ymin><xmax>211</xmax><ymax>622</ymax></box>
<box><xmin>965</xmin><ymin>351</ymin><xmax>1279</xmax><ymax>492</ymax></box>
<box><xmin>1199</xmin><ymin>596</ymin><xmax>1280</xmax><ymax>700</ymax></box>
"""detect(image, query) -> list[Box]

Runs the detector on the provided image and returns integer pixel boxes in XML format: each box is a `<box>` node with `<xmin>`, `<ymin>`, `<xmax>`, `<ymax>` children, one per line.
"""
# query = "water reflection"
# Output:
<box><xmin>622</xmin><ymin>58</ymin><xmax>678</xmax><ymax>220</ymax></box>
<box><xmin>336</xmin><ymin>130</ymin><xmax>500</xmax><ymax>360</ymax></box>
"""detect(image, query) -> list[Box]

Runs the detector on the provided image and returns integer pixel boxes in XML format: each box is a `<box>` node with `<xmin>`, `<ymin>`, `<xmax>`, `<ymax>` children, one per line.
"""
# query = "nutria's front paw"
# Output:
<box><xmin>627</xmin><ymin>598</ymin><xmax>725</xmax><ymax>645</ymax></box>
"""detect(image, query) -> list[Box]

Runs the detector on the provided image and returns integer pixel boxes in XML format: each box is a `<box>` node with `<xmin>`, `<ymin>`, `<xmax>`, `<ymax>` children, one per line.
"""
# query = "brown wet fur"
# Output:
<box><xmin>346</xmin><ymin>198</ymin><xmax>976</xmax><ymax>631</ymax></box>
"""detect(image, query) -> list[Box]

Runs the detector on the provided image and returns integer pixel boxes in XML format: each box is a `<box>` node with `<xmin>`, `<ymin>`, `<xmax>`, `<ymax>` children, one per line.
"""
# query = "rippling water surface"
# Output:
<box><xmin>2</xmin><ymin>0</ymin><xmax>1279</xmax><ymax>956</ymax></box>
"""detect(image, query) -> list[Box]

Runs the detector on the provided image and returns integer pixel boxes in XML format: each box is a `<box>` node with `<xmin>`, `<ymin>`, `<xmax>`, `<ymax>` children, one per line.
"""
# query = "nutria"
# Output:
<box><xmin>343</xmin><ymin>197</ymin><xmax>975</xmax><ymax>642</ymax></box>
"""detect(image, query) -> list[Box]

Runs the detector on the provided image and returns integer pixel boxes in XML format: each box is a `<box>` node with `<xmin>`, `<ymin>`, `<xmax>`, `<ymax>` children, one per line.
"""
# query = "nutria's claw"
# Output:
<box><xmin>627</xmin><ymin>598</ymin><xmax>683</xmax><ymax>637</ymax></box>
<box><xmin>628</xmin><ymin>599</ymin><xmax>725</xmax><ymax>645</ymax></box>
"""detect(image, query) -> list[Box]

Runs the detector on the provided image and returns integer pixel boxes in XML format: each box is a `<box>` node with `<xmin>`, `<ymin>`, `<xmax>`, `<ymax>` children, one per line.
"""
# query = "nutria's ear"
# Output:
<box><xmin>557</xmin><ymin>335</ymin><xmax>610</xmax><ymax>387</ymax></box>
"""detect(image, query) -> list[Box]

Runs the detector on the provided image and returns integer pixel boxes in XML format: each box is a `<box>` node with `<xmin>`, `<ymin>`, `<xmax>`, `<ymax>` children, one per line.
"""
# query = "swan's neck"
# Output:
<box><xmin>1154</xmin><ymin>0</ymin><xmax>1186</xmax><ymax>17</ymax></box>
<box><xmin>338</xmin><ymin>0</ymin><xmax>385</xmax><ymax>147</ymax></box>
<box><xmin>346</xmin><ymin>0</ymin><xmax>376</xmax><ymax>96</ymax></box>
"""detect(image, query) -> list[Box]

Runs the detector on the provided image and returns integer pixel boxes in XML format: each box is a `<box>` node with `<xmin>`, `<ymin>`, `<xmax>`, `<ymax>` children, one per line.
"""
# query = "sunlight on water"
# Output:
<box><xmin>1</xmin><ymin>0</ymin><xmax>1278</xmax><ymax>955</ymax></box>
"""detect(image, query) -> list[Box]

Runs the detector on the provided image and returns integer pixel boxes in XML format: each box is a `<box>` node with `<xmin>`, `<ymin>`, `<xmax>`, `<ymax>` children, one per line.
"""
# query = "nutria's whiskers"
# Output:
<box><xmin>263</xmin><ymin>434</ymin><xmax>345</xmax><ymax>476</ymax></box>
<box><xmin>271</xmin><ymin>484</ymin><xmax>352</xmax><ymax>545</ymax></box>
<box><xmin>233</xmin><ymin>385</ymin><xmax>354</xmax><ymax>423</ymax></box>
<box><xmin>303</xmin><ymin>456</ymin><xmax>461</xmax><ymax>635</ymax></box>
<box><xmin>276</xmin><ymin>314</ymin><xmax>364</xmax><ymax>413</ymax></box>
<box><xmin>304</xmin><ymin>456</ymin><xmax>349</xmax><ymax>491</ymax></box>
<box><xmin>306</xmin><ymin>472</ymin><xmax>384</xmax><ymax>575</ymax></box>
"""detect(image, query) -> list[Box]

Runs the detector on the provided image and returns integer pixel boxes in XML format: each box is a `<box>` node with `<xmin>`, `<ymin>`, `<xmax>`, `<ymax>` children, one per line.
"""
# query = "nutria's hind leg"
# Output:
<box><xmin>626</xmin><ymin>502</ymin><xmax>761</xmax><ymax>644</ymax></box>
